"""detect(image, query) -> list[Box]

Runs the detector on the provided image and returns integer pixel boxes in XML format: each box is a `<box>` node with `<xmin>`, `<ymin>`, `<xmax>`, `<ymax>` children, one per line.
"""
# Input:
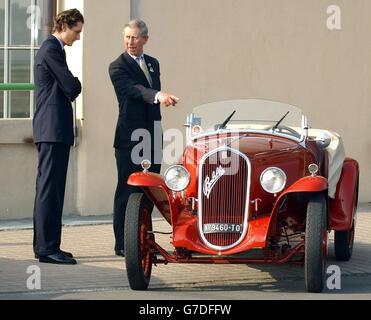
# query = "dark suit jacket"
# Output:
<box><xmin>109</xmin><ymin>51</ymin><xmax>161</xmax><ymax>149</ymax></box>
<box><xmin>33</xmin><ymin>35</ymin><xmax>81</xmax><ymax>146</ymax></box>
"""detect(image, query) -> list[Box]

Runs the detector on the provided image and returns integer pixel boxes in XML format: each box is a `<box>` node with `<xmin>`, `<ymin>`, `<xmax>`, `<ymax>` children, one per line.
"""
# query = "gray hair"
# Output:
<box><xmin>123</xmin><ymin>19</ymin><xmax>148</xmax><ymax>38</ymax></box>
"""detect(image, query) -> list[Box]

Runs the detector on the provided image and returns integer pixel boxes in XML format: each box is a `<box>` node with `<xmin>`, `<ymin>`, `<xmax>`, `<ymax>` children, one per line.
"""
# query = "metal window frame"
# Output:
<box><xmin>1</xmin><ymin>0</ymin><xmax>53</xmax><ymax>119</ymax></box>
<box><xmin>3</xmin><ymin>0</ymin><xmax>9</xmax><ymax>118</ymax></box>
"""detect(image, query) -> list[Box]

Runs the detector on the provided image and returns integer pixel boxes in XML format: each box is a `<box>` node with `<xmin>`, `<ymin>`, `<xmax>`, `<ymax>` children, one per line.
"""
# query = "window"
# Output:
<box><xmin>0</xmin><ymin>0</ymin><xmax>56</xmax><ymax>118</ymax></box>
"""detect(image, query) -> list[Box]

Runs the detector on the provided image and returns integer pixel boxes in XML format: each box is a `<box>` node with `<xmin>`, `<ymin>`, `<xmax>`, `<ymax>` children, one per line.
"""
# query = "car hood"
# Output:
<box><xmin>192</xmin><ymin>134</ymin><xmax>302</xmax><ymax>160</ymax></box>
<box><xmin>230</xmin><ymin>135</ymin><xmax>301</xmax><ymax>158</ymax></box>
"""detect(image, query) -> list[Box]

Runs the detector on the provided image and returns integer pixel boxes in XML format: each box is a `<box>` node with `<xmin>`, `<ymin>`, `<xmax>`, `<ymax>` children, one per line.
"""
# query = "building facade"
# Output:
<box><xmin>1</xmin><ymin>0</ymin><xmax>370</xmax><ymax>220</ymax></box>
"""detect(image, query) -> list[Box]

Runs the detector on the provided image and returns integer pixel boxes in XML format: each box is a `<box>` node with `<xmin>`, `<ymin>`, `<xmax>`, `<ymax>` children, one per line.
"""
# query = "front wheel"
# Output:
<box><xmin>124</xmin><ymin>193</ymin><xmax>154</xmax><ymax>290</ymax></box>
<box><xmin>305</xmin><ymin>193</ymin><xmax>327</xmax><ymax>293</ymax></box>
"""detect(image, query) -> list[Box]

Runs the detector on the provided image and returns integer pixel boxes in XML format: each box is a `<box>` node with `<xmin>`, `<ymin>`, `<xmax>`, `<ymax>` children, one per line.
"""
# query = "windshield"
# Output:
<box><xmin>187</xmin><ymin>99</ymin><xmax>307</xmax><ymax>142</ymax></box>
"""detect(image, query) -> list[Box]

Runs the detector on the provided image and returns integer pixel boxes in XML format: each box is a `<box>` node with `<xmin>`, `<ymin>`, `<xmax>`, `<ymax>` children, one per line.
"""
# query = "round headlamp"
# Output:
<box><xmin>260</xmin><ymin>167</ymin><xmax>287</xmax><ymax>194</ymax></box>
<box><xmin>164</xmin><ymin>165</ymin><xmax>190</xmax><ymax>192</ymax></box>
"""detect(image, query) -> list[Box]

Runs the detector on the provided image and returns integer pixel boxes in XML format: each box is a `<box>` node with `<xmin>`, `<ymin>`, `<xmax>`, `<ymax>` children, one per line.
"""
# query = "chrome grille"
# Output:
<box><xmin>198</xmin><ymin>146</ymin><xmax>250</xmax><ymax>251</ymax></box>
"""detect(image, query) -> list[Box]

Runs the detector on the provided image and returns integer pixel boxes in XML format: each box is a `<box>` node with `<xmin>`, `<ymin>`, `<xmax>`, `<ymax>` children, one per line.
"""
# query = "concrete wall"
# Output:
<box><xmin>0</xmin><ymin>119</ymin><xmax>77</xmax><ymax>219</ymax></box>
<box><xmin>77</xmin><ymin>0</ymin><xmax>131</xmax><ymax>215</ymax></box>
<box><xmin>1</xmin><ymin>0</ymin><xmax>370</xmax><ymax>220</ymax></box>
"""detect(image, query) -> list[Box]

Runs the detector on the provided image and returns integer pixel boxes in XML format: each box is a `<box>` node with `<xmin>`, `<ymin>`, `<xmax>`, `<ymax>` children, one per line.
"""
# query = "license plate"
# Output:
<box><xmin>203</xmin><ymin>223</ymin><xmax>243</xmax><ymax>234</ymax></box>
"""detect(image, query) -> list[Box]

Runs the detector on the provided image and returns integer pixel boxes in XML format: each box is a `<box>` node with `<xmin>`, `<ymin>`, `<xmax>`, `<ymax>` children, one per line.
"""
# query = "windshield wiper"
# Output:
<box><xmin>218</xmin><ymin>110</ymin><xmax>236</xmax><ymax>130</ymax></box>
<box><xmin>270</xmin><ymin>111</ymin><xmax>290</xmax><ymax>131</ymax></box>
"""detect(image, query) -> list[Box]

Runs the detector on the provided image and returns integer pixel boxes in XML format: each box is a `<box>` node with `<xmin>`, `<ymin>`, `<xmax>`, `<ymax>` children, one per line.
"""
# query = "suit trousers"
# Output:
<box><xmin>113</xmin><ymin>147</ymin><xmax>161</xmax><ymax>251</ymax></box>
<box><xmin>33</xmin><ymin>142</ymin><xmax>70</xmax><ymax>256</ymax></box>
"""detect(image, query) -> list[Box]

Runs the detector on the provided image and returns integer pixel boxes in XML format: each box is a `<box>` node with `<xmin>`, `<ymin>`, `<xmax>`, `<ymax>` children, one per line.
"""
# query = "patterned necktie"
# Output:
<box><xmin>138</xmin><ymin>57</ymin><xmax>152</xmax><ymax>87</ymax></box>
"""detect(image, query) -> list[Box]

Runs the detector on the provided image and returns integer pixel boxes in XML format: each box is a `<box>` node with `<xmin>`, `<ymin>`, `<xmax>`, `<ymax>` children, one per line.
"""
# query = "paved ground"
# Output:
<box><xmin>1</xmin><ymin>204</ymin><xmax>371</xmax><ymax>300</ymax></box>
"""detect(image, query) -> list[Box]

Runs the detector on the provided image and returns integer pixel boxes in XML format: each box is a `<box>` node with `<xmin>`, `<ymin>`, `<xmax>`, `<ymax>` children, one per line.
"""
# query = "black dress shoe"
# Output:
<box><xmin>115</xmin><ymin>249</ymin><xmax>125</xmax><ymax>257</ymax></box>
<box><xmin>39</xmin><ymin>252</ymin><xmax>77</xmax><ymax>265</ymax></box>
<box><xmin>35</xmin><ymin>250</ymin><xmax>73</xmax><ymax>259</ymax></box>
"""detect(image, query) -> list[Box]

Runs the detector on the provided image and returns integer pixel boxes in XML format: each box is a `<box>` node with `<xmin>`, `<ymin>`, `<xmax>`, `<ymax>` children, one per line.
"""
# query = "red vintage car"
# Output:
<box><xmin>124</xmin><ymin>99</ymin><xmax>359</xmax><ymax>293</ymax></box>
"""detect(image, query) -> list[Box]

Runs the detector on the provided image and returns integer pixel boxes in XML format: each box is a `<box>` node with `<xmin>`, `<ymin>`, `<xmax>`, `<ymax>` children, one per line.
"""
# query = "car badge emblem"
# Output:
<box><xmin>203</xmin><ymin>165</ymin><xmax>226</xmax><ymax>199</ymax></box>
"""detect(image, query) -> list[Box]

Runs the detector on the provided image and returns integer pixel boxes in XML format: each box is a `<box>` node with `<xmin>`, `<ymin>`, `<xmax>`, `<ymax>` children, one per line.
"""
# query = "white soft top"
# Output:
<box><xmin>308</xmin><ymin>129</ymin><xmax>345</xmax><ymax>198</ymax></box>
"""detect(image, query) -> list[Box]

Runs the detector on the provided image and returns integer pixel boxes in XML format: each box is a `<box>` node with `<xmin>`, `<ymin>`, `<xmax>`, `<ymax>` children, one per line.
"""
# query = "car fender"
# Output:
<box><xmin>127</xmin><ymin>172</ymin><xmax>178</xmax><ymax>224</ymax></box>
<box><xmin>268</xmin><ymin>176</ymin><xmax>328</xmax><ymax>233</ymax></box>
<box><xmin>329</xmin><ymin>158</ymin><xmax>359</xmax><ymax>231</ymax></box>
<box><xmin>273</xmin><ymin>175</ymin><xmax>328</xmax><ymax>211</ymax></box>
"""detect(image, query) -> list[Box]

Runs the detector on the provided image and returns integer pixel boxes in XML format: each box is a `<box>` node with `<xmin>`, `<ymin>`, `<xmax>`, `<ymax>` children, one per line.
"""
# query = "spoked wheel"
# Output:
<box><xmin>305</xmin><ymin>193</ymin><xmax>327</xmax><ymax>293</ymax></box>
<box><xmin>124</xmin><ymin>193</ymin><xmax>154</xmax><ymax>290</ymax></box>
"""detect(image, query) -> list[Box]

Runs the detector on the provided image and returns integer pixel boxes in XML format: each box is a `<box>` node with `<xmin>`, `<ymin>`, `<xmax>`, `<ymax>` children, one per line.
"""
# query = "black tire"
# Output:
<box><xmin>305</xmin><ymin>193</ymin><xmax>327</xmax><ymax>293</ymax></box>
<box><xmin>334</xmin><ymin>180</ymin><xmax>358</xmax><ymax>261</ymax></box>
<box><xmin>124</xmin><ymin>193</ymin><xmax>153</xmax><ymax>290</ymax></box>
<box><xmin>334</xmin><ymin>226</ymin><xmax>355</xmax><ymax>261</ymax></box>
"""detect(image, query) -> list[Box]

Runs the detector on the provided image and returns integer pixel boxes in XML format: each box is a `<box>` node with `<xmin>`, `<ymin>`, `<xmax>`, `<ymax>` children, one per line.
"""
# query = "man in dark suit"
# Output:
<box><xmin>33</xmin><ymin>9</ymin><xmax>84</xmax><ymax>265</ymax></box>
<box><xmin>109</xmin><ymin>19</ymin><xmax>179</xmax><ymax>257</ymax></box>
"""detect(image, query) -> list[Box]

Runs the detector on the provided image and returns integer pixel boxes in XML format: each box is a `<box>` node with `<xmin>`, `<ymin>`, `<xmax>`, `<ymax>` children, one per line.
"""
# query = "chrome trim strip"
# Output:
<box><xmin>198</xmin><ymin>146</ymin><xmax>251</xmax><ymax>251</ymax></box>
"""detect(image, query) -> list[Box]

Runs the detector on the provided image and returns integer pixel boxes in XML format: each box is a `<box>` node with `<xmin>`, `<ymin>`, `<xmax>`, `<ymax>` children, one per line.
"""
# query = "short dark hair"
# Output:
<box><xmin>53</xmin><ymin>8</ymin><xmax>84</xmax><ymax>32</ymax></box>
